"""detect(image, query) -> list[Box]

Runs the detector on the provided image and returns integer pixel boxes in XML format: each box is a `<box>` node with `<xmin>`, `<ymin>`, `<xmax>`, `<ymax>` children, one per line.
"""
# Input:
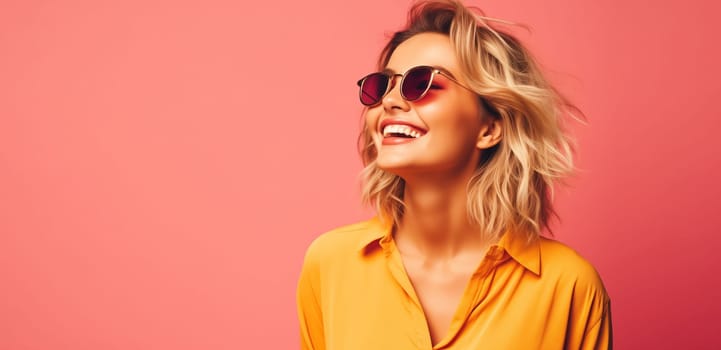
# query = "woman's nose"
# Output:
<box><xmin>381</xmin><ymin>75</ymin><xmax>411</xmax><ymax>112</ymax></box>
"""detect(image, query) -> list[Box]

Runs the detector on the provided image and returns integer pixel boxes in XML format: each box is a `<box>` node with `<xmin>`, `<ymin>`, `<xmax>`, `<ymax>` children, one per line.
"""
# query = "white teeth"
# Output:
<box><xmin>382</xmin><ymin>124</ymin><xmax>423</xmax><ymax>138</ymax></box>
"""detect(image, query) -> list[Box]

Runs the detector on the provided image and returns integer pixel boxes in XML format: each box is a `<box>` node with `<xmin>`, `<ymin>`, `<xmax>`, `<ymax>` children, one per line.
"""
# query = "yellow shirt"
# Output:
<box><xmin>297</xmin><ymin>218</ymin><xmax>612</xmax><ymax>349</ymax></box>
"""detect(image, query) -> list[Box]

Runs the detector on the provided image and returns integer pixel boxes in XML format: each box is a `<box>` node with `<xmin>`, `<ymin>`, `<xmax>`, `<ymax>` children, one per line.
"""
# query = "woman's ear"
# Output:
<box><xmin>476</xmin><ymin>118</ymin><xmax>502</xmax><ymax>150</ymax></box>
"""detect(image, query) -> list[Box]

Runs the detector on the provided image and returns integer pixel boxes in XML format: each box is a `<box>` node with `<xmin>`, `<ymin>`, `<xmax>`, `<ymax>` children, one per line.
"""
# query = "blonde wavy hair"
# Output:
<box><xmin>359</xmin><ymin>0</ymin><xmax>580</xmax><ymax>241</ymax></box>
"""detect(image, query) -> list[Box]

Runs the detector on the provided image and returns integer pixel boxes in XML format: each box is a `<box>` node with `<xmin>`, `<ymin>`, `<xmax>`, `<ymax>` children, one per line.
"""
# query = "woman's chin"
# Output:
<box><xmin>375</xmin><ymin>159</ymin><xmax>431</xmax><ymax>179</ymax></box>
<box><xmin>376</xmin><ymin>161</ymin><xmax>412</xmax><ymax>176</ymax></box>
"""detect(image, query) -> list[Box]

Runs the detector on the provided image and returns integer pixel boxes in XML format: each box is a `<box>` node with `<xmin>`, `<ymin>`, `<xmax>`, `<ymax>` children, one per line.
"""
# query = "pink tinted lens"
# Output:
<box><xmin>402</xmin><ymin>67</ymin><xmax>433</xmax><ymax>101</ymax></box>
<box><xmin>360</xmin><ymin>73</ymin><xmax>389</xmax><ymax>106</ymax></box>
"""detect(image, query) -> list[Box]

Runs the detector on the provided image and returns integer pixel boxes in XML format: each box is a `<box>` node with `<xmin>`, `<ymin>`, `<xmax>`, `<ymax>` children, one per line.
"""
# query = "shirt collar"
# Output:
<box><xmin>497</xmin><ymin>228</ymin><xmax>541</xmax><ymax>275</ymax></box>
<box><xmin>357</xmin><ymin>217</ymin><xmax>541</xmax><ymax>275</ymax></box>
<box><xmin>356</xmin><ymin>216</ymin><xmax>392</xmax><ymax>252</ymax></box>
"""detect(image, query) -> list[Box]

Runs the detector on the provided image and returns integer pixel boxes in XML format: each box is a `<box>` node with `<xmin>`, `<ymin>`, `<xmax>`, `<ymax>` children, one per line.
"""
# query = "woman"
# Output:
<box><xmin>297</xmin><ymin>0</ymin><xmax>612</xmax><ymax>349</ymax></box>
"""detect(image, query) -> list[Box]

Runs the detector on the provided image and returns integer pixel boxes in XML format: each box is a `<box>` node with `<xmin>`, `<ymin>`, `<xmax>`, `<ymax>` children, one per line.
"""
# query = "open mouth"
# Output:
<box><xmin>379</xmin><ymin>120</ymin><xmax>428</xmax><ymax>140</ymax></box>
<box><xmin>382</xmin><ymin>124</ymin><xmax>424</xmax><ymax>139</ymax></box>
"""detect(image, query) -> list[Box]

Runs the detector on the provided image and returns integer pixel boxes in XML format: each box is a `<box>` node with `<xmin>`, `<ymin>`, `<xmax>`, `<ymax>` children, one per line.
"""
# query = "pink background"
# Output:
<box><xmin>1</xmin><ymin>0</ymin><xmax>720</xmax><ymax>348</ymax></box>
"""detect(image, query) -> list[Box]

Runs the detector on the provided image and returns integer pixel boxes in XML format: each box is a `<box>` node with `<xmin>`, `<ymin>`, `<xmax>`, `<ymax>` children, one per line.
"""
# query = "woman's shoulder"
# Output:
<box><xmin>537</xmin><ymin>236</ymin><xmax>608</xmax><ymax>293</ymax></box>
<box><xmin>303</xmin><ymin>218</ymin><xmax>386</xmax><ymax>261</ymax></box>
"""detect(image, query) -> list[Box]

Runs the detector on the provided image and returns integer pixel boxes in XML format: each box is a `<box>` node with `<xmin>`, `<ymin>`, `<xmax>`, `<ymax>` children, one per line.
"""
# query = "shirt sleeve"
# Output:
<box><xmin>564</xmin><ymin>261</ymin><xmax>613</xmax><ymax>350</ymax></box>
<box><xmin>580</xmin><ymin>300</ymin><xmax>613</xmax><ymax>350</ymax></box>
<box><xmin>296</xmin><ymin>239</ymin><xmax>326</xmax><ymax>350</ymax></box>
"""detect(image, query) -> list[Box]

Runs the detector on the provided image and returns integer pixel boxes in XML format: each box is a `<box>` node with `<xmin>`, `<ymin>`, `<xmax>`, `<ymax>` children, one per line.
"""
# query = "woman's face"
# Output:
<box><xmin>365</xmin><ymin>32</ymin><xmax>498</xmax><ymax>180</ymax></box>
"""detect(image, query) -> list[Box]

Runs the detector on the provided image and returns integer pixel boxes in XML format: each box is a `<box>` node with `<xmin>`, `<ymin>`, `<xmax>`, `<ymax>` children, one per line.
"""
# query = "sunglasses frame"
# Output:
<box><xmin>356</xmin><ymin>65</ymin><xmax>471</xmax><ymax>107</ymax></box>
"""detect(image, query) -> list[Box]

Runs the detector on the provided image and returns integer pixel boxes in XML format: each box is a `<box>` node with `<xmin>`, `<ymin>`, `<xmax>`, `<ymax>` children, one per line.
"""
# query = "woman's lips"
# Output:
<box><xmin>382</xmin><ymin>135</ymin><xmax>419</xmax><ymax>145</ymax></box>
<box><xmin>379</xmin><ymin>119</ymin><xmax>427</xmax><ymax>145</ymax></box>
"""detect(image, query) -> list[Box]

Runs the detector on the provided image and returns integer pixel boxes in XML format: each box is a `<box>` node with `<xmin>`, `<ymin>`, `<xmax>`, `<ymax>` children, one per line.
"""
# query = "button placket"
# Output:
<box><xmin>432</xmin><ymin>247</ymin><xmax>506</xmax><ymax>348</ymax></box>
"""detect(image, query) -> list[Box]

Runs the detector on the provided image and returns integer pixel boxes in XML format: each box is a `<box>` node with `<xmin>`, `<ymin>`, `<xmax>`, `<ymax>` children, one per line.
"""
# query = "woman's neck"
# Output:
<box><xmin>394</xmin><ymin>173</ymin><xmax>491</xmax><ymax>260</ymax></box>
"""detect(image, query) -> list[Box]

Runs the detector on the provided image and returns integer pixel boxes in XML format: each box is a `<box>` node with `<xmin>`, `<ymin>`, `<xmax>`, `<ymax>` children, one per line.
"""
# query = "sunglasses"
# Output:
<box><xmin>356</xmin><ymin>65</ymin><xmax>469</xmax><ymax>106</ymax></box>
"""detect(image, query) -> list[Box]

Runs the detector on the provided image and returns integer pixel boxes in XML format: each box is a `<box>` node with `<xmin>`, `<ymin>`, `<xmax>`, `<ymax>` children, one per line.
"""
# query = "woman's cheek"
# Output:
<box><xmin>363</xmin><ymin>109</ymin><xmax>383</xmax><ymax>145</ymax></box>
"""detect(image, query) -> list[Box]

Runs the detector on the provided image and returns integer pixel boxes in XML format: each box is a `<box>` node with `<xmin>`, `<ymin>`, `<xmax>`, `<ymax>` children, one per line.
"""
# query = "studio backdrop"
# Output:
<box><xmin>1</xmin><ymin>0</ymin><xmax>720</xmax><ymax>349</ymax></box>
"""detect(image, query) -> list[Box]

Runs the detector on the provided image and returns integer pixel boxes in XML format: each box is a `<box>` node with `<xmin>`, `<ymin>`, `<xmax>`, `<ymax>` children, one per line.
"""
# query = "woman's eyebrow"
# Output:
<box><xmin>382</xmin><ymin>66</ymin><xmax>459</xmax><ymax>78</ymax></box>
